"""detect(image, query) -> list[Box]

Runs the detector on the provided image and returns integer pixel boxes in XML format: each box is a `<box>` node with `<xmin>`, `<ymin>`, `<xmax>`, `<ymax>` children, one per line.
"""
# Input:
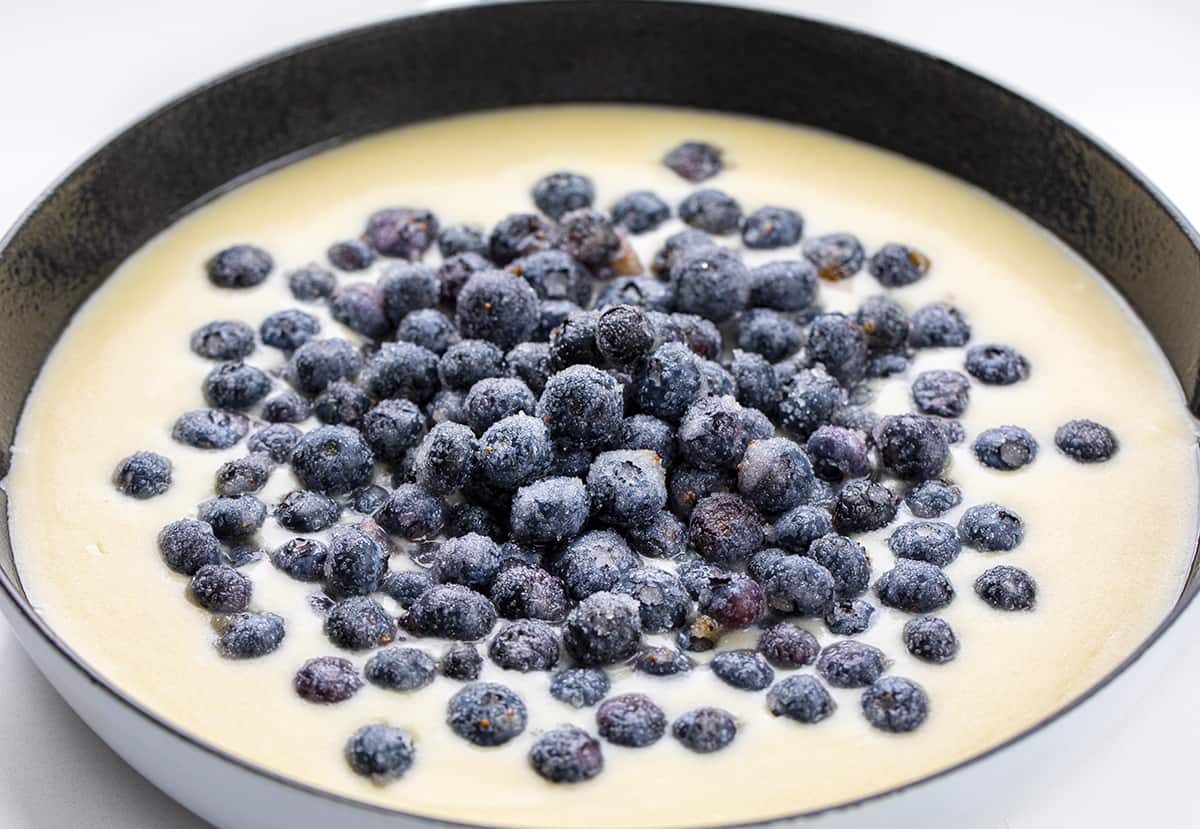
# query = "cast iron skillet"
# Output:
<box><xmin>1</xmin><ymin>2</ymin><xmax>1198</xmax><ymax>827</ymax></box>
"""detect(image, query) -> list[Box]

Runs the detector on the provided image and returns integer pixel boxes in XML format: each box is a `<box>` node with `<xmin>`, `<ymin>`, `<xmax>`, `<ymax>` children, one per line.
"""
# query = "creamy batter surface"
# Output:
<box><xmin>6</xmin><ymin>106</ymin><xmax>1199</xmax><ymax>828</ymax></box>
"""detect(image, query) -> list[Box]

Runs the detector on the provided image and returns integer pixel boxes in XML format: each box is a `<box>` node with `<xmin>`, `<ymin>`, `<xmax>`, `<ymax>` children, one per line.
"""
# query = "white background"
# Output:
<box><xmin>1</xmin><ymin>1</ymin><xmax>1198</xmax><ymax>826</ymax></box>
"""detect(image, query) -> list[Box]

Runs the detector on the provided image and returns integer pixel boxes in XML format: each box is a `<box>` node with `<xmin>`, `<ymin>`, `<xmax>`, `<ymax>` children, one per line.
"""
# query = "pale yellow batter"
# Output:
<box><xmin>5</xmin><ymin>106</ymin><xmax>1198</xmax><ymax>828</ymax></box>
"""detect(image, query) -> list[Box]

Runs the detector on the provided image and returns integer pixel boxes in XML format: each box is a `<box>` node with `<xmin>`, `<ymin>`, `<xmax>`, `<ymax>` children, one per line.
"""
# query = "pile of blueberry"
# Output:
<box><xmin>113</xmin><ymin>139</ymin><xmax>1119</xmax><ymax>786</ymax></box>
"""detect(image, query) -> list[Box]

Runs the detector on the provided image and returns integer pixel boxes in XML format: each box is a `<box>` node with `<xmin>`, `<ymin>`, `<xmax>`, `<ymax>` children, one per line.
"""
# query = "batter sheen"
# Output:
<box><xmin>6</xmin><ymin>106</ymin><xmax>1198</xmax><ymax>828</ymax></box>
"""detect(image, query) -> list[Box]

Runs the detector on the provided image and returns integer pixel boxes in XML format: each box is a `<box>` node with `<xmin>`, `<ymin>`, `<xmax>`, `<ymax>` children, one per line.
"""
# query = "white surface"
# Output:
<box><xmin>0</xmin><ymin>1</ymin><xmax>1196</xmax><ymax>827</ymax></box>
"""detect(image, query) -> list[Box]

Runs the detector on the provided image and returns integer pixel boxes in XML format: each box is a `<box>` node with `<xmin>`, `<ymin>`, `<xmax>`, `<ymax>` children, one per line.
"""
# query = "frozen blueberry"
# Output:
<box><xmin>592</xmin><ymin>694</ymin><xmax>665</xmax><ymax>748</ymax></box>
<box><xmin>329</xmin><ymin>283</ymin><xmax>391</xmax><ymax>340</ymax></box>
<box><xmin>748</xmin><ymin>260</ymin><xmax>818</xmax><ymax>313</ymax></box>
<box><xmin>271</xmin><ymin>538</ymin><xmax>328</xmax><ymax>582</ymax></box>
<box><xmin>510</xmin><ymin>249</ymin><xmax>593</xmax><ymax>306</ymax></box>
<box><xmin>965</xmin><ymin>344</ymin><xmax>1030</xmax><ymax>385</ymax></box>
<box><xmin>548</xmin><ymin>446</ymin><xmax>594</xmax><ymax>479</ymax></box>
<box><xmin>689</xmin><ymin>493</ymin><xmax>764</xmax><ymax>568</ymax></box>
<box><xmin>396</xmin><ymin>308</ymin><xmax>460</xmax><ymax>355</ymax></box>
<box><xmin>678</xmin><ymin>189</ymin><xmax>742</xmax><ymax>235</ymax></box>
<box><xmin>816</xmin><ymin>641</ymin><xmax>888</xmax><ymax>689</ymax></box>
<box><xmin>623</xmin><ymin>510</ymin><xmax>688</xmax><ymax>560</ymax></box>
<box><xmin>373</xmin><ymin>264</ymin><xmax>438</xmax><ymax>330</ymax></box>
<box><xmin>862</xmin><ymin>676</ymin><xmax>928</xmax><ymax>733</ymax></box>
<box><xmin>412</xmin><ymin>422</ymin><xmax>477</xmax><ymax>495</ymax></box>
<box><xmin>260</xmin><ymin>390</ymin><xmax>311</xmax><ymax>424</ymax></box>
<box><xmin>679</xmin><ymin>394</ymin><xmax>750</xmax><ymax>469</ymax></box>
<box><xmin>294</xmin><ymin>656</ymin><xmax>363</xmax><ymax>704</ymax></box>
<box><xmin>739</xmin><ymin>406</ymin><xmax>774</xmax><ymax>445</ymax></box>
<box><xmin>617</xmin><ymin>415</ymin><xmax>676</xmax><ymax>469</ymax></box>
<box><xmin>288</xmin><ymin>266</ymin><xmax>337</xmax><ymax>302</ymax></box>
<box><xmin>874</xmin><ymin>414</ymin><xmax>950</xmax><ymax>482</ymax></box>
<box><xmin>778</xmin><ymin>367</ymin><xmax>845</xmax><ymax>440</ymax></box>
<box><xmin>445</xmin><ymin>502</ymin><xmax>502</xmax><ymax>541</ymax></box>
<box><xmin>190</xmin><ymin>320</ymin><xmax>255</xmax><ymax>360</ymax></box>
<box><xmin>532</xmin><ymin>171</ymin><xmax>594</xmax><ymax>220</ymax></box>
<box><xmin>506</xmin><ymin>477</ymin><xmax>586</xmax><ymax>547</ymax></box>
<box><xmin>807</xmin><ymin>312</ymin><xmax>868</xmax><ymax>385</ymax></box>
<box><xmin>552</xmin><ymin>529</ymin><xmax>640</xmax><ymax>601</ymax></box>
<box><xmin>635</xmin><ymin>646</ymin><xmax>693</xmax><ymax>676</ymax></box>
<box><xmin>431</xmin><ymin>533</ymin><xmax>500</xmax><ymax>592</ymax></box>
<box><xmin>559</xmin><ymin>208</ymin><xmax>621</xmax><ymax>268</ymax></box>
<box><xmin>699</xmin><ymin>572</ymin><xmax>767</xmax><ymax>630</ymax></box>
<box><xmin>757</xmin><ymin>623</ymin><xmax>819</xmax><ymax>669</ymax></box>
<box><xmin>537</xmin><ymin>365</ymin><xmax>624</xmax><ymax>449</ymax></box>
<box><xmin>958</xmin><ymin>503</ymin><xmax>1024</xmax><ymax>552</ymax></box>
<box><xmin>611</xmin><ymin>189</ymin><xmax>671</xmax><ymax>234</ymax></box>
<box><xmin>649</xmin><ymin>230</ymin><xmax>714</xmax><ymax>280</ymax></box>
<box><xmin>867</xmin><ymin>243</ymin><xmax>930</xmax><ymax>287</ymax></box>
<box><xmin>772</xmin><ymin>505</ymin><xmax>834</xmax><ymax>555</ymax></box>
<box><xmin>477</xmin><ymin>414</ymin><xmax>553</xmax><ymax>489</ymax></box>
<box><xmin>438</xmin><ymin>340</ymin><xmax>505</xmax><ymax>393</ymax></box>
<box><xmin>359</xmin><ymin>342</ymin><xmax>439</xmax><ymax>404</ymax></box>
<box><xmin>366</xmin><ymin>207</ymin><xmax>438</xmax><ymax>260</ymax></box>
<box><xmin>888</xmin><ymin>521</ymin><xmax>961</xmax><ymax>567</ymax></box>
<box><xmin>287</xmin><ymin>338</ymin><xmax>362</xmax><ymax>394</ymax></box>
<box><xmin>833</xmin><ymin>479</ymin><xmax>897</xmax><ymax>534</ymax></box>
<box><xmin>736</xmin><ymin>436</ymin><xmax>816</xmax><ymax>516</ymax></box>
<box><xmin>547</xmin><ymin>669</ymin><xmax>610</xmax><ymax>709</ymax></box>
<box><xmin>323</xmin><ymin>525</ymin><xmax>388</xmax><ymax>597</ymax></box>
<box><xmin>735</xmin><ymin>309</ymin><xmax>802</xmax><ymax>363</ymax></box>
<box><xmin>380</xmin><ymin>570</ymin><xmax>434</xmax><ymax>606</ymax></box>
<box><xmin>358</xmin><ymin>400</ymin><xmax>424</xmax><ymax>465</ymax></box>
<box><xmin>203</xmin><ymin>362</ymin><xmax>272</xmax><ymax>411</ymax></box>
<box><xmin>708</xmin><ymin>650</ymin><xmax>773</xmax><ymax>691</ymax></box>
<box><xmin>530</xmin><ymin>727</ymin><xmax>603</xmax><ymax>784</ymax></box>
<box><xmin>499</xmin><ymin>345</ymin><xmax>547</xmax><ymax>398</ymax></box>
<box><xmin>362</xmin><ymin>647</ymin><xmax>435</xmax><ymax>692</ymax></box>
<box><xmin>875</xmin><ymin>560</ymin><xmax>955</xmax><ymax>613</ymax></box>
<box><xmin>807</xmin><ymin>478</ymin><xmax>838</xmax><ymax>510</ymax></box>
<box><xmin>975</xmin><ymin>565</ymin><xmax>1037</xmax><ymax>610</ymax></box>
<box><xmin>670</xmin><ymin>246</ymin><xmax>750</xmax><ymax>322</ymax></box>
<box><xmin>903</xmin><ymin>616</ymin><xmax>958</xmax><ymax>664</ymax></box>
<box><xmin>428</xmin><ymin>389</ymin><xmax>468</xmax><ymax>425</ymax></box>
<box><xmin>488</xmin><ymin>565</ymin><xmax>567</xmax><ymax>623</ymax></box>
<box><xmin>673</xmin><ymin>707</ymin><xmax>737</xmax><ymax>753</ymax></box>
<box><xmin>563</xmin><ymin>591</ymin><xmax>642</xmax><ymax>667</ymax></box>
<box><xmin>376</xmin><ymin>483</ymin><xmax>445</xmax><ymax>541</ymax></box>
<box><xmin>197</xmin><ymin>494</ymin><xmax>266</xmax><ymax>542</ymax></box>
<box><xmin>802</xmin><ymin>233</ymin><xmax>863</xmax><ymax>282</ymax></box>
<box><xmin>637</xmin><ymin>343</ymin><xmax>705</xmax><ymax>422</ymax></box>
<box><xmin>440</xmin><ymin>642</ymin><xmax>483</xmax><ymax>680</ymax></box>
<box><xmin>215</xmin><ymin>612</ymin><xmax>285</xmax><ymax>658</ymax></box>
<box><xmin>260</xmin><ymin>309</ymin><xmax>320</xmax><ymax>352</ymax></box>
<box><xmin>824</xmin><ymin>598</ymin><xmax>876</xmax><ymax>635</ymax></box>
<box><xmin>595</xmin><ymin>278</ymin><xmax>674</xmax><ymax>315</ymax></box>
<box><xmin>768</xmin><ymin>675</ymin><xmax>836</xmax><ymax>725</ymax></box>
<box><xmin>613</xmin><ymin>567</ymin><xmax>690</xmax><ymax>633</ymax></box>
<box><xmin>904</xmin><ymin>480</ymin><xmax>961</xmax><ymax>519</ymax></box>
<box><xmin>489</xmin><ymin>212</ymin><xmax>562</xmax><ymax>266</ymax></box>
<box><xmin>207</xmin><ymin>244</ymin><xmax>272</xmax><ymax>288</ymax></box>
<box><xmin>676</xmin><ymin>615</ymin><xmax>723</xmax><ymax>653</ymax></box>
<box><xmin>909</xmin><ymin>302</ymin><xmax>970</xmax><ymax>348</ymax></box>
<box><xmin>831</xmin><ymin>405</ymin><xmax>880</xmax><ymax>438</ymax></box>
<box><xmin>808</xmin><ymin>533</ymin><xmax>872</xmax><ymax>598</ymax></box>
<box><xmin>547</xmin><ymin>309</ymin><xmax>601</xmax><ymax>369</ymax></box>
<box><xmin>912</xmin><ymin>370</ymin><xmax>970</xmax><ymax>419</ymax></box>
<box><xmin>973</xmin><ymin>425</ymin><xmax>1038</xmax><ymax>471</ymax></box>
<box><xmin>325</xmin><ymin>238</ymin><xmax>374</xmax><ymax>271</ymax></box>
<box><xmin>447</xmin><ymin>681</ymin><xmax>528</xmax><ymax>747</ymax></box>
<box><xmin>1055</xmin><ymin>419</ymin><xmax>1118</xmax><ymax>462</ymax></box>
<box><xmin>667</xmin><ymin>464</ymin><xmax>733</xmax><ymax>520</ymax></box>
<box><xmin>805</xmin><ymin>426</ymin><xmax>870</xmax><ymax>484</ymax></box>
<box><xmin>727</xmin><ymin>350</ymin><xmax>779</xmax><ymax>414</ymax></box>
<box><xmin>313</xmin><ymin>381</ymin><xmax>371</xmax><ymax>428</ymax></box>
<box><xmin>274</xmin><ymin>490</ymin><xmax>339</xmax><ymax>533</ymax></box>
<box><xmin>866</xmin><ymin>351</ymin><xmax>910</xmax><ymax>378</ymax></box>
<box><xmin>461</xmin><ymin>378</ymin><xmax>534</xmax><ymax>435</ymax></box>
<box><xmin>741</xmin><ymin>205</ymin><xmax>803</xmax><ymax>249</ymax></box>
<box><xmin>113</xmin><ymin>451</ymin><xmax>172</xmax><ymax>499</ymax></box>
<box><xmin>594</xmin><ymin>305</ymin><xmax>653</xmax><ymax>365</ymax></box>
<box><xmin>454</xmin><ymin>269</ymin><xmax>540</xmax><ymax>349</ymax></box>
<box><xmin>664</xmin><ymin>141</ymin><xmax>723</xmax><ymax>181</ymax></box>
<box><xmin>488</xmin><ymin>619</ymin><xmax>560</xmax><ymax>672</ymax></box>
<box><xmin>290</xmin><ymin>425</ymin><xmax>374</xmax><ymax>495</ymax></box>
<box><xmin>438</xmin><ymin>223</ymin><xmax>488</xmax><ymax>258</ymax></box>
<box><xmin>188</xmin><ymin>563</ymin><xmax>251</xmax><ymax>613</ymax></box>
<box><xmin>325</xmin><ymin>596</ymin><xmax>396</xmax><ymax>650</ymax></box>
<box><xmin>757</xmin><ymin>555</ymin><xmax>836</xmax><ymax>616</ymax></box>
<box><xmin>345</xmin><ymin>724</ymin><xmax>415</xmax><ymax>782</ymax></box>
<box><xmin>406</xmin><ymin>584</ymin><xmax>497</xmax><ymax>640</ymax></box>
<box><xmin>856</xmin><ymin>295</ymin><xmax>910</xmax><ymax>353</ymax></box>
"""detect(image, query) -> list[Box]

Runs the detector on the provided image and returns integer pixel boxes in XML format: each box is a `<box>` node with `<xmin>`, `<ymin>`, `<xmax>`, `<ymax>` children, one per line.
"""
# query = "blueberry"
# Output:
<box><xmin>866</xmin><ymin>351</ymin><xmax>911</xmax><ymax>378</ymax></box>
<box><xmin>558</xmin><ymin>208</ymin><xmax>621</xmax><ymax>269</ymax></box>
<box><xmin>583</xmin><ymin>452</ymin><xmax>667</xmax><ymax>532</ymax></box>
<box><xmin>245</xmin><ymin>424</ymin><xmax>300</xmax><ymax>464</ymax></box>
<box><xmin>855</xmin><ymin>296</ymin><xmax>910</xmax><ymax>353</ymax></box>
<box><xmin>1055</xmin><ymin>418</ymin><xmax>1118</xmax><ymax>462</ymax></box>
<box><xmin>188</xmin><ymin>564</ymin><xmax>252</xmax><ymax>613</ymax></box>
<box><xmin>778</xmin><ymin>367</ymin><xmax>845</xmax><ymax>440</ymax></box>
<box><xmin>676</xmin><ymin>615</ymin><xmax>724</xmax><ymax>652</ymax></box>
<box><xmin>360</xmin><ymin>646</ymin><xmax>435</xmax><ymax>692</ymax></box>
<box><xmin>444</xmin><ymin>502</ymin><xmax>503</xmax><ymax>541</ymax></box>
<box><xmin>623</xmin><ymin>510</ymin><xmax>688</xmax><ymax>560</ymax></box>
<box><xmin>412</xmin><ymin>422</ymin><xmax>477</xmax><ymax>495</ymax></box>
<box><xmin>965</xmin><ymin>344</ymin><xmax>1030</xmax><ymax>385</ymax></box>
<box><xmin>269</xmin><ymin>491</ymin><xmax>335</xmax><ymax>535</ymax></box>
<box><xmin>908</xmin><ymin>302</ymin><xmax>971</xmax><ymax>348</ymax></box>
<box><xmin>595</xmin><ymin>277</ymin><xmax>674</xmax><ymax>314</ymax></box>
<box><xmin>741</xmin><ymin>205</ymin><xmax>803</xmax><ymax>249</ymax></box>
<box><xmin>488</xmin><ymin>619</ymin><xmax>560</xmax><ymax>672</ymax></box>
<box><xmin>451</xmin><ymin>269</ymin><xmax>539</xmax><ymax>349</ymax></box>
<box><xmin>197</xmin><ymin>494</ymin><xmax>266</xmax><ymax>542</ymax></box>
<box><xmin>824</xmin><ymin>599</ymin><xmax>876</xmax><ymax>635</ymax></box>
<box><xmin>437</xmin><ymin>223</ymin><xmax>488</xmax><ymax>258</ymax></box>
<box><xmin>670</xmin><ymin>246</ymin><xmax>750</xmax><ymax>322</ymax></box>
<box><xmin>699</xmin><ymin>573</ymin><xmax>766</xmax><ymax>633</ymax></box>
<box><xmin>875</xmin><ymin>560</ymin><xmax>955</xmax><ymax>613</ymax></box>
<box><xmin>547</xmin><ymin>309</ymin><xmax>601</xmax><ymax>369</ymax></box>
<box><xmin>329</xmin><ymin>283</ymin><xmax>391</xmax><ymax>340</ymax></box>
<box><xmin>727</xmin><ymin>350</ymin><xmax>779</xmax><ymax>414</ymax></box>
<box><xmin>201</xmin><ymin>362</ymin><xmax>271</xmax><ymax>411</ymax></box>
<box><xmin>190</xmin><ymin>320</ymin><xmax>255</xmax><ymax>360</ymax></box>
<box><xmin>356</xmin><ymin>401</ymin><xmax>423</xmax><ymax>465</ymax></box>
<box><xmin>406</xmin><ymin>584</ymin><xmax>497</xmax><ymax>640</ymax></box>
<box><xmin>259</xmin><ymin>390</ymin><xmax>311</xmax><ymax>424</ymax></box>
<box><xmin>429</xmin><ymin>533</ymin><xmax>499</xmax><ymax>593</ymax></box>
<box><xmin>708</xmin><ymin>650</ymin><xmax>773</xmax><ymax>692</ymax></box>
<box><xmin>530</xmin><ymin>727</ymin><xmax>604</xmax><ymax>783</ymax></box>
<box><xmin>440</xmin><ymin>642</ymin><xmax>483</xmax><ymax>680</ymax></box>
<box><xmin>498</xmin><ymin>345</ymin><xmax>547</xmax><ymax>398</ymax></box>
<box><xmin>688</xmin><ymin>493</ymin><xmax>765</xmax><ymax>568</ymax></box>
<box><xmin>447</xmin><ymin>682</ymin><xmax>528</xmax><ymax>746</ymax></box>
<box><xmin>432</xmin><ymin>344</ymin><xmax>503</xmax><ymax>397</ymax></box>
<box><xmin>904</xmin><ymin>480</ymin><xmax>962</xmax><ymax>519</ymax></box>
<box><xmin>973</xmin><ymin>425</ymin><xmax>1038</xmax><ymax>471</ymax></box>
<box><xmin>667</xmin><ymin>464</ymin><xmax>733</xmax><ymax>520</ymax></box>
<box><xmin>617</xmin><ymin>415</ymin><xmax>677</xmax><ymax>469</ymax></box>
<box><xmin>365</xmin><ymin>207</ymin><xmax>438</xmax><ymax>260</ymax></box>
<box><xmin>376</xmin><ymin>483</ymin><xmax>445</xmax><ymax>541</ymax></box>
<box><xmin>271</xmin><ymin>538</ymin><xmax>328</xmax><ymax>582</ymax></box>
<box><xmin>324</xmin><ymin>596</ymin><xmax>396</xmax><ymax>651</ymax></box>
<box><xmin>537</xmin><ymin>365</ymin><xmax>625</xmax><ymax>449</ymax></box>
<box><xmin>506</xmin><ymin>477</ymin><xmax>586</xmax><ymax>547</ymax></box>
<box><xmin>739</xmin><ymin>406</ymin><xmax>774</xmax><ymax>446</ymax></box>
<box><xmin>767</xmin><ymin>675</ymin><xmax>835</xmax><ymax>725</ymax></box>
<box><xmin>509</xmin><ymin>249</ymin><xmax>593</xmax><ymax>306</ymax></box>
<box><xmin>831</xmin><ymin>405</ymin><xmax>880</xmax><ymax>438</ymax></box>
<box><xmin>771</xmin><ymin>505</ymin><xmax>834</xmax><ymax>555</ymax></box>
<box><xmin>975</xmin><ymin>565</ymin><xmax>1037</xmax><ymax>610</ymax></box>
<box><xmin>546</xmin><ymin>669</ymin><xmax>609</xmax><ymax>710</ymax></box>
<box><xmin>758</xmin><ymin>554</ymin><xmax>837</xmax><ymax>616</ymax></box>
<box><xmin>345</xmin><ymin>724</ymin><xmax>414</xmax><ymax>783</ymax></box>
<box><xmin>532</xmin><ymin>171</ymin><xmax>594</xmax><ymax>219</ymax></box>
<box><xmin>736</xmin><ymin>438</ymin><xmax>819</xmax><ymax>518</ymax></box>
<box><xmin>816</xmin><ymin>640</ymin><xmax>888</xmax><ymax>689</ymax></box>
<box><xmin>489</xmin><ymin>212</ymin><xmax>562</xmax><ymax>265</ymax></box>
<box><xmin>610</xmin><ymin>189</ymin><xmax>671</xmax><ymax>233</ymax></box>
<box><xmin>635</xmin><ymin>646</ymin><xmax>693</xmax><ymax>676</ymax></box>
<box><xmin>322</xmin><ymin>528</ymin><xmax>386</xmax><ymax>598</ymax></box>
<box><xmin>808</xmin><ymin>312</ymin><xmax>869</xmax><ymax>385</ymax></box>
<box><xmin>867</xmin><ymin>242</ymin><xmax>929</xmax><ymax>287</ymax></box>
<box><xmin>551</xmin><ymin>529</ymin><xmax>638</xmax><ymax>601</ymax></box>
<box><xmin>672</xmin><ymin>707</ymin><xmax>737</xmax><ymax>753</ymax></box>
<box><xmin>958</xmin><ymin>503</ymin><xmax>1024</xmax><ymax>552</ymax></box>
<box><xmin>322</xmin><ymin>238</ymin><xmax>373</xmax><ymax>271</ymax></box>
<box><xmin>734</xmin><ymin>308</ymin><xmax>802</xmax><ymax>363</ymax></box>
<box><xmin>294</xmin><ymin>656</ymin><xmax>364</xmax><ymax>704</ymax></box>
<box><xmin>910</xmin><ymin>370</ymin><xmax>969</xmax><ymax>419</ymax></box>
<box><xmin>548</xmin><ymin>446</ymin><xmax>595</xmax><ymax>479</ymax></box>
<box><xmin>215</xmin><ymin>612</ymin><xmax>285</xmax><ymax>658</ymax></box>
<box><xmin>874</xmin><ymin>414</ymin><xmax>950</xmax><ymax>482</ymax></box>
<box><xmin>288</xmin><ymin>267</ymin><xmax>337</xmax><ymax>302</ymax></box>
<box><xmin>637</xmin><ymin>343</ymin><xmax>705</xmax><ymax>422</ymax></box>
<box><xmin>290</xmin><ymin>425</ymin><xmax>374</xmax><ymax>495</ymax></box>
<box><xmin>801</xmin><ymin>233</ymin><xmax>863</xmax><ymax>282</ymax></box>
<box><xmin>207</xmin><ymin>244</ymin><xmax>272</xmax><ymax>288</ymax></box>
<box><xmin>648</xmin><ymin>231</ymin><xmax>714</xmax><ymax>281</ymax></box>
<box><xmin>312</xmin><ymin>381</ymin><xmax>372</xmax><ymax>428</ymax></box>
<box><xmin>805</xmin><ymin>426</ymin><xmax>870</xmax><ymax>484</ymax></box>
<box><xmin>563</xmin><ymin>591</ymin><xmax>642</xmax><ymax>667</ymax></box>
<box><xmin>360</xmin><ymin>342</ymin><xmax>440</xmax><ymax>405</ymax></box>
<box><xmin>678</xmin><ymin>189</ymin><xmax>743</xmax><ymax>236</ymax></box>
<box><xmin>755</xmin><ymin>622</ymin><xmax>818</xmax><ymax>669</ymax></box>
<box><xmin>890</xmin><ymin>520</ymin><xmax>962</xmax><ymax>567</ymax></box>
<box><xmin>748</xmin><ymin>260</ymin><xmax>818</xmax><ymax>312</ymax></box>
<box><xmin>380</xmin><ymin>570</ymin><xmax>434</xmax><ymax>606</ymax></box>
<box><xmin>477</xmin><ymin>414</ymin><xmax>553</xmax><ymax>489</ymax></box>
<box><xmin>287</xmin><ymin>338</ymin><xmax>362</xmax><ymax>394</ymax></box>
<box><xmin>260</xmin><ymin>309</ymin><xmax>320</xmax><ymax>352</ymax></box>
<box><xmin>484</xmin><ymin>566</ymin><xmax>565</xmax><ymax>624</ymax></box>
<box><xmin>663</xmin><ymin>141</ymin><xmax>723</xmax><ymax>181</ymax></box>
<box><xmin>594</xmin><ymin>304</ymin><xmax>653</xmax><ymax>365</ymax></box>
<box><xmin>113</xmin><ymin>451</ymin><xmax>172</xmax><ymax>499</ymax></box>
<box><xmin>612</xmin><ymin>567</ymin><xmax>690</xmax><ymax>633</ymax></box>
<box><xmin>395</xmin><ymin>308</ymin><xmax>459</xmax><ymax>356</ymax></box>
<box><xmin>808</xmin><ymin>533</ymin><xmax>872</xmax><ymax>598</ymax></box>
<box><xmin>590</xmin><ymin>693</ymin><xmax>666</xmax><ymax>749</ymax></box>
<box><xmin>862</xmin><ymin>676</ymin><xmax>928</xmax><ymax>733</ymax></box>
<box><xmin>462</xmin><ymin>379</ymin><xmax>534</xmax><ymax>435</ymax></box>
<box><xmin>903</xmin><ymin>616</ymin><xmax>959</xmax><ymax>664</ymax></box>
<box><xmin>832</xmin><ymin>479</ymin><xmax>897</xmax><ymax>534</ymax></box>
